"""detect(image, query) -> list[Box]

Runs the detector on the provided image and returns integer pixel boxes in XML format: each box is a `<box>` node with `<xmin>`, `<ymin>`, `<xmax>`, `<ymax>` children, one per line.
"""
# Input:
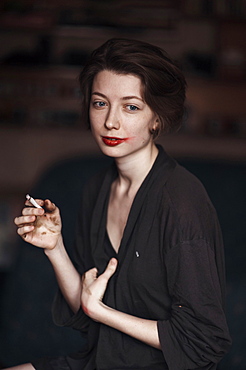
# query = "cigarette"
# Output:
<box><xmin>26</xmin><ymin>194</ymin><xmax>43</xmax><ymax>209</ymax></box>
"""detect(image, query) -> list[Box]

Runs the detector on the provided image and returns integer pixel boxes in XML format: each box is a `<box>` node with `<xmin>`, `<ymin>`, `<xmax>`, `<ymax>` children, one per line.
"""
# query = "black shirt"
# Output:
<box><xmin>52</xmin><ymin>145</ymin><xmax>231</xmax><ymax>370</ymax></box>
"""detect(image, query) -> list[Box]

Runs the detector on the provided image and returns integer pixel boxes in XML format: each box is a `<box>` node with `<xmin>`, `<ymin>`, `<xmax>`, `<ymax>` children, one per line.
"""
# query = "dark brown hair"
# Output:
<box><xmin>79</xmin><ymin>38</ymin><xmax>186</xmax><ymax>136</ymax></box>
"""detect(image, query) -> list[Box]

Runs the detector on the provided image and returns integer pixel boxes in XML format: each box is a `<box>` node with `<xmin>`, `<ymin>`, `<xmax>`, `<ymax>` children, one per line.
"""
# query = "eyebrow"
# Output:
<box><xmin>91</xmin><ymin>92</ymin><xmax>143</xmax><ymax>102</ymax></box>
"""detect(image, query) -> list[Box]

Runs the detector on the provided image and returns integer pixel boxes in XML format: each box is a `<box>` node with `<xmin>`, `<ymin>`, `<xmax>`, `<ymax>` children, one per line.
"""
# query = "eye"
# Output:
<box><xmin>93</xmin><ymin>101</ymin><xmax>107</xmax><ymax>108</ymax></box>
<box><xmin>126</xmin><ymin>104</ymin><xmax>139</xmax><ymax>112</ymax></box>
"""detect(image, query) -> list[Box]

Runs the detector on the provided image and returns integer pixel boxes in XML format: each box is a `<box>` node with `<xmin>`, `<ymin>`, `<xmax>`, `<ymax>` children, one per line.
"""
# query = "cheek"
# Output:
<box><xmin>124</xmin><ymin>136</ymin><xmax>136</xmax><ymax>143</ymax></box>
<box><xmin>89</xmin><ymin>111</ymin><xmax>103</xmax><ymax>129</ymax></box>
<box><xmin>133</xmin><ymin>122</ymin><xmax>152</xmax><ymax>138</ymax></box>
<box><xmin>125</xmin><ymin>133</ymin><xmax>149</xmax><ymax>145</ymax></box>
<box><xmin>89</xmin><ymin>108</ymin><xmax>96</xmax><ymax>123</ymax></box>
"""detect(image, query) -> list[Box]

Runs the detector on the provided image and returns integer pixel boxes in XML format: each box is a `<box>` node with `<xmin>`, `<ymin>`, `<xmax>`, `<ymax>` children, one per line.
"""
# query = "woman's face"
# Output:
<box><xmin>89</xmin><ymin>70</ymin><xmax>158</xmax><ymax>160</ymax></box>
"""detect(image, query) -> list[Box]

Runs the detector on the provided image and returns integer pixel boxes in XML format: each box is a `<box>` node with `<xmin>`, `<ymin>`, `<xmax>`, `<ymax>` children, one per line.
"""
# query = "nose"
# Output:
<box><xmin>104</xmin><ymin>107</ymin><xmax>120</xmax><ymax>130</ymax></box>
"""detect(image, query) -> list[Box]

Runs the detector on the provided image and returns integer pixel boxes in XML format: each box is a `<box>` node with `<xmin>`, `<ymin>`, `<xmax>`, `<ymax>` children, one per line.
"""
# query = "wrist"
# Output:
<box><xmin>82</xmin><ymin>299</ymin><xmax>108</xmax><ymax>322</ymax></box>
<box><xmin>44</xmin><ymin>234</ymin><xmax>64</xmax><ymax>257</ymax></box>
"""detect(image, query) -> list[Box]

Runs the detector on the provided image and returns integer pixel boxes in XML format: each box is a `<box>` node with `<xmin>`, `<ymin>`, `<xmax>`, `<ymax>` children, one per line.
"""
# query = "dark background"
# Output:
<box><xmin>0</xmin><ymin>1</ymin><xmax>245</xmax><ymax>369</ymax></box>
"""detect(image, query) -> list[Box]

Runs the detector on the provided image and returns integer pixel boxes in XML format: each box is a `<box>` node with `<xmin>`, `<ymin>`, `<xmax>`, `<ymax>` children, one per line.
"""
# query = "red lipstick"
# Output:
<box><xmin>102</xmin><ymin>136</ymin><xmax>128</xmax><ymax>146</ymax></box>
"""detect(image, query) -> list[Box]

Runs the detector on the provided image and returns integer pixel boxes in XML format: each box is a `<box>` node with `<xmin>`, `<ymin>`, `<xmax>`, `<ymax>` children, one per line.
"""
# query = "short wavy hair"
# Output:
<box><xmin>79</xmin><ymin>38</ymin><xmax>187</xmax><ymax>136</ymax></box>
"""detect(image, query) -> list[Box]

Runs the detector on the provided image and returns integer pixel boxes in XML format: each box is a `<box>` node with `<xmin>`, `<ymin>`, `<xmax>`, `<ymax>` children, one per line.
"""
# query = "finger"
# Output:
<box><xmin>84</xmin><ymin>267</ymin><xmax>98</xmax><ymax>281</ymax></box>
<box><xmin>25</xmin><ymin>198</ymin><xmax>44</xmax><ymax>208</ymax></box>
<box><xmin>22</xmin><ymin>207</ymin><xmax>44</xmax><ymax>217</ymax></box>
<box><xmin>17</xmin><ymin>225</ymin><xmax>35</xmax><ymax>238</ymax></box>
<box><xmin>82</xmin><ymin>267</ymin><xmax>98</xmax><ymax>287</ymax></box>
<box><xmin>100</xmin><ymin>258</ymin><xmax>118</xmax><ymax>282</ymax></box>
<box><xmin>14</xmin><ymin>215</ymin><xmax>36</xmax><ymax>226</ymax></box>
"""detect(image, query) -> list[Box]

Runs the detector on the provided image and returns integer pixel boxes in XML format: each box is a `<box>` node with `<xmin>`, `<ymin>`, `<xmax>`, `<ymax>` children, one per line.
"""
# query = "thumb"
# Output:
<box><xmin>44</xmin><ymin>199</ymin><xmax>56</xmax><ymax>213</ymax></box>
<box><xmin>101</xmin><ymin>258</ymin><xmax>118</xmax><ymax>281</ymax></box>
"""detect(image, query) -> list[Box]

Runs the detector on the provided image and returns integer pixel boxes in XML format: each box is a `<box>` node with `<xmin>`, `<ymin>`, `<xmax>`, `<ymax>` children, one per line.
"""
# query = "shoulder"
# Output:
<box><xmin>166</xmin><ymin>163</ymin><xmax>212</xmax><ymax>208</ymax></box>
<box><xmin>163</xmin><ymin>161</ymin><xmax>219</xmax><ymax>243</ymax></box>
<box><xmin>155</xmin><ymin>147</ymin><xmax>211</xmax><ymax>206</ymax></box>
<box><xmin>168</xmin><ymin>163</ymin><xmax>210</xmax><ymax>203</ymax></box>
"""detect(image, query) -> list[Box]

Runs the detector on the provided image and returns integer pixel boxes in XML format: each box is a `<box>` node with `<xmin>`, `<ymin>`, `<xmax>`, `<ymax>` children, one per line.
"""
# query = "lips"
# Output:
<box><xmin>101</xmin><ymin>136</ymin><xmax>127</xmax><ymax>146</ymax></box>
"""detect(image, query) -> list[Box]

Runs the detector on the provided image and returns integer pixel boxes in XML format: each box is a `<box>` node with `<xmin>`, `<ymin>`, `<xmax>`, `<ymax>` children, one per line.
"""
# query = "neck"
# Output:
<box><xmin>114</xmin><ymin>143</ymin><xmax>159</xmax><ymax>194</ymax></box>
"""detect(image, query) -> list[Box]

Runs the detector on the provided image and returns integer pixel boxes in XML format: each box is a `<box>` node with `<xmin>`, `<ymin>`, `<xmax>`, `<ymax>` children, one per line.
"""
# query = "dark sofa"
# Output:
<box><xmin>0</xmin><ymin>153</ymin><xmax>245</xmax><ymax>369</ymax></box>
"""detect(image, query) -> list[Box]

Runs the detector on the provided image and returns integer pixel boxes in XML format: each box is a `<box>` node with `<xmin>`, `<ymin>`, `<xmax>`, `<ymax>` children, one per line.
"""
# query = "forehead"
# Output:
<box><xmin>92</xmin><ymin>70</ymin><xmax>144</xmax><ymax>97</ymax></box>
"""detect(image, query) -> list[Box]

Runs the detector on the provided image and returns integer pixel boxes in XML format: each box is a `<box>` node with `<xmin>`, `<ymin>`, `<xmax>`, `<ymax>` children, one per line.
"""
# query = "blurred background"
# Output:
<box><xmin>0</xmin><ymin>0</ymin><xmax>245</xmax><ymax>369</ymax></box>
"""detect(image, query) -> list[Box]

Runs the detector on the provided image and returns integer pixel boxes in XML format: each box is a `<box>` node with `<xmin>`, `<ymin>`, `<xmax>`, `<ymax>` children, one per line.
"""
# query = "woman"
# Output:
<box><xmin>12</xmin><ymin>38</ymin><xmax>231</xmax><ymax>370</ymax></box>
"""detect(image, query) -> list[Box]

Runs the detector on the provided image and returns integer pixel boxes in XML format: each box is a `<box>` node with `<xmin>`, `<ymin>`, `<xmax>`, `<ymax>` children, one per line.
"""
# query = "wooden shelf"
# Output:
<box><xmin>186</xmin><ymin>78</ymin><xmax>246</xmax><ymax>116</ymax></box>
<box><xmin>0</xmin><ymin>65</ymin><xmax>81</xmax><ymax>80</ymax></box>
<box><xmin>0</xmin><ymin>4</ymin><xmax>245</xmax><ymax>196</ymax></box>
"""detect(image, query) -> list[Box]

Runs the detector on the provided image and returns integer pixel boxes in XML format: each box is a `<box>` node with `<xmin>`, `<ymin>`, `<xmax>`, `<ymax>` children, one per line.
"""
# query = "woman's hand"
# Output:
<box><xmin>81</xmin><ymin>258</ymin><xmax>160</xmax><ymax>349</ymax></box>
<box><xmin>14</xmin><ymin>198</ymin><xmax>62</xmax><ymax>251</ymax></box>
<box><xmin>81</xmin><ymin>258</ymin><xmax>118</xmax><ymax>321</ymax></box>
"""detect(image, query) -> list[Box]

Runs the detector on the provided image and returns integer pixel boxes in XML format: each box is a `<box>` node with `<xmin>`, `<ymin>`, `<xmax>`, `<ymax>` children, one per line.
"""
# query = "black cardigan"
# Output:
<box><xmin>52</xmin><ymin>145</ymin><xmax>231</xmax><ymax>370</ymax></box>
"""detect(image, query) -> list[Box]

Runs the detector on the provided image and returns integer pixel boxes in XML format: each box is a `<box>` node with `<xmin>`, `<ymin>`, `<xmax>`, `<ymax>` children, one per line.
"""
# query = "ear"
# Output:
<box><xmin>150</xmin><ymin>117</ymin><xmax>161</xmax><ymax>138</ymax></box>
<box><xmin>152</xmin><ymin>117</ymin><xmax>160</xmax><ymax>131</ymax></box>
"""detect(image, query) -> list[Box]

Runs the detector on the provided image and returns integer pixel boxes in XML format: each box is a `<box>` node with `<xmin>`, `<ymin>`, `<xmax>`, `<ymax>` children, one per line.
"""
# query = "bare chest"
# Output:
<box><xmin>107</xmin><ymin>193</ymin><xmax>134</xmax><ymax>253</ymax></box>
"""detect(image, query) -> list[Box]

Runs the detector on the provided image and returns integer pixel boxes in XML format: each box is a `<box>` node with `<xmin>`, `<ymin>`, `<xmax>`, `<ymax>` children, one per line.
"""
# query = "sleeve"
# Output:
<box><xmin>52</xmin><ymin>291</ymin><xmax>90</xmax><ymax>331</ymax></box>
<box><xmin>157</xmin><ymin>239</ymin><xmax>232</xmax><ymax>370</ymax></box>
<box><xmin>51</xmin><ymin>179</ymin><xmax>97</xmax><ymax>332</ymax></box>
